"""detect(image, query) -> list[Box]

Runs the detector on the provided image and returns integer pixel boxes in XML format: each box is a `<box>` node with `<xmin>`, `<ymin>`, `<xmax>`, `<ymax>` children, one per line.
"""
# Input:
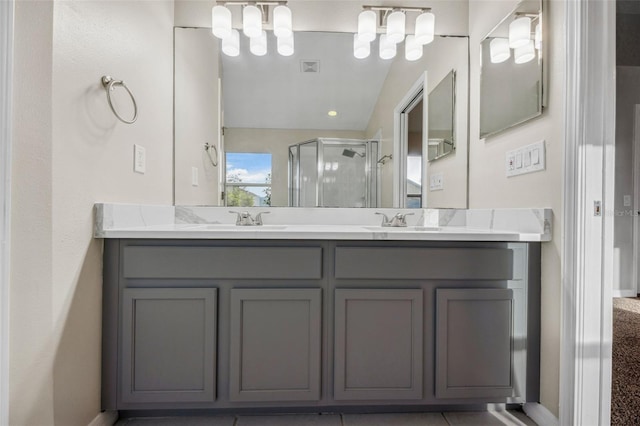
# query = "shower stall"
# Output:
<box><xmin>288</xmin><ymin>138</ymin><xmax>379</xmax><ymax>207</ymax></box>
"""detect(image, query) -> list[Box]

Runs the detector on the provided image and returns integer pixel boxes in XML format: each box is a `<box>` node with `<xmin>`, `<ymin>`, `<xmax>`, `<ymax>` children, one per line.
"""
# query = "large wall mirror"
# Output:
<box><xmin>174</xmin><ymin>1</ymin><xmax>469</xmax><ymax>208</ymax></box>
<box><xmin>479</xmin><ymin>0</ymin><xmax>543</xmax><ymax>138</ymax></box>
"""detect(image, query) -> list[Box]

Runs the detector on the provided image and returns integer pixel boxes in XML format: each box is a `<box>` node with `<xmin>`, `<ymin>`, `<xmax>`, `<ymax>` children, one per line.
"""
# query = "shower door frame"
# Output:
<box><xmin>289</xmin><ymin>138</ymin><xmax>376</xmax><ymax>208</ymax></box>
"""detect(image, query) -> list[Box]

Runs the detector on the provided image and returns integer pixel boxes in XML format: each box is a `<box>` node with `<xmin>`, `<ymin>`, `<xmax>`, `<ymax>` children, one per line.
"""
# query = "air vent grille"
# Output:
<box><xmin>300</xmin><ymin>60</ymin><xmax>320</xmax><ymax>73</ymax></box>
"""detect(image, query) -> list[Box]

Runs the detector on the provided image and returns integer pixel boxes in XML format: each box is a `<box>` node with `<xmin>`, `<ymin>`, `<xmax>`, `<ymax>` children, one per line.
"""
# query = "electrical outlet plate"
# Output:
<box><xmin>506</xmin><ymin>140</ymin><xmax>545</xmax><ymax>177</ymax></box>
<box><xmin>134</xmin><ymin>144</ymin><xmax>146</xmax><ymax>174</ymax></box>
<box><xmin>192</xmin><ymin>166</ymin><xmax>199</xmax><ymax>186</ymax></box>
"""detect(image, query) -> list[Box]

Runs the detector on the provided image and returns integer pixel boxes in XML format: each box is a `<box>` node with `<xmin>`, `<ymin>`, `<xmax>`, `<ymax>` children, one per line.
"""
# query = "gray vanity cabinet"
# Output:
<box><xmin>229</xmin><ymin>288</ymin><xmax>322</xmax><ymax>402</ymax></box>
<box><xmin>333</xmin><ymin>289</ymin><xmax>423</xmax><ymax>400</ymax></box>
<box><xmin>121</xmin><ymin>288</ymin><xmax>217</xmax><ymax>404</ymax></box>
<box><xmin>435</xmin><ymin>288</ymin><xmax>514</xmax><ymax>399</ymax></box>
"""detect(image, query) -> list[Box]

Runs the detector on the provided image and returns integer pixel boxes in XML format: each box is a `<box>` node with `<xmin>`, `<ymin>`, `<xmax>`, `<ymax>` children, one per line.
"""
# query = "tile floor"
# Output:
<box><xmin>115</xmin><ymin>410</ymin><xmax>537</xmax><ymax>426</ymax></box>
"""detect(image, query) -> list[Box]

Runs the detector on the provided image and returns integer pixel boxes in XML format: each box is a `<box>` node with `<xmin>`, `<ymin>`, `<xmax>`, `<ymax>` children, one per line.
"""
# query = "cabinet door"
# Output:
<box><xmin>121</xmin><ymin>288</ymin><xmax>217</xmax><ymax>404</ymax></box>
<box><xmin>334</xmin><ymin>289</ymin><xmax>423</xmax><ymax>400</ymax></box>
<box><xmin>435</xmin><ymin>288</ymin><xmax>514</xmax><ymax>399</ymax></box>
<box><xmin>229</xmin><ymin>288</ymin><xmax>322</xmax><ymax>402</ymax></box>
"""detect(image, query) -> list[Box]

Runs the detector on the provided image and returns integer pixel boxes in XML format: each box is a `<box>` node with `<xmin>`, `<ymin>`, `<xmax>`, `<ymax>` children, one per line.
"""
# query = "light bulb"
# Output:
<box><xmin>211</xmin><ymin>5</ymin><xmax>232</xmax><ymax>40</ymax></box>
<box><xmin>222</xmin><ymin>29</ymin><xmax>240</xmax><ymax>57</ymax></box>
<box><xmin>379</xmin><ymin>34</ymin><xmax>396</xmax><ymax>60</ymax></box>
<box><xmin>277</xmin><ymin>33</ymin><xmax>294</xmax><ymax>56</ymax></box>
<box><xmin>242</xmin><ymin>5</ymin><xmax>262</xmax><ymax>38</ymax></box>
<box><xmin>357</xmin><ymin>10</ymin><xmax>377</xmax><ymax>43</ymax></box>
<box><xmin>509</xmin><ymin>16</ymin><xmax>531</xmax><ymax>49</ymax></box>
<box><xmin>514</xmin><ymin>40</ymin><xmax>535</xmax><ymax>64</ymax></box>
<box><xmin>353</xmin><ymin>33</ymin><xmax>370</xmax><ymax>59</ymax></box>
<box><xmin>250</xmin><ymin>30</ymin><xmax>267</xmax><ymax>56</ymax></box>
<box><xmin>414</xmin><ymin>12</ymin><xmax>435</xmax><ymax>45</ymax></box>
<box><xmin>489</xmin><ymin>38</ymin><xmax>510</xmax><ymax>63</ymax></box>
<box><xmin>273</xmin><ymin>5</ymin><xmax>293</xmax><ymax>38</ymax></box>
<box><xmin>386</xmin><ymin>11</ymin><xmax>405</xmax><ymax>44</ymax></box>
<box><xmin>405</xmin><ymin>35</ymin><xmax>422</xmax><ymax>61</ymax></box>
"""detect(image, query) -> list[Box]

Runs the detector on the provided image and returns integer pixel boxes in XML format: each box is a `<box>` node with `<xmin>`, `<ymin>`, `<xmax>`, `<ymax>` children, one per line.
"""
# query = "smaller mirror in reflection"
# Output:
<box><xmin>480</xmin><ymin>0</ymin><xmax>542</xmax><ymax>138</ymax></box>
<box><xmin>428</xmin><ymin>70</ymin><xmax>456</xmax><ymax>161</ymax></box>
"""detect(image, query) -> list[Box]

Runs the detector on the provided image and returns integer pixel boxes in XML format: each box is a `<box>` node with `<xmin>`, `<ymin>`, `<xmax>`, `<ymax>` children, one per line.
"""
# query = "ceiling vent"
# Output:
<box><xmin>300</xmin><ymin>60</ymin><xmax>320</xmax><ymax>73</ymax></box>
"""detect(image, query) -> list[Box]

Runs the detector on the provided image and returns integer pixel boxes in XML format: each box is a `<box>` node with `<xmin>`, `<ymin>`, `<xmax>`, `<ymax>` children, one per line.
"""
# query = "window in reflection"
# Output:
<box><xmin>225</xmin><ymin>152</ymin><xmax>272</xmax><ymax>207</ymax></box>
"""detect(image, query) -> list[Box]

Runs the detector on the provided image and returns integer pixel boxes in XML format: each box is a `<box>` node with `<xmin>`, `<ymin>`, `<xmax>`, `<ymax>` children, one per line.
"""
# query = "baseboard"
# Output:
<box><xmin>523</xmin><ymin>403</ymin><xmax>558</xmax><ymax>426</ymax></box>
<box><xmin>87</xmin><ymin>410</ymin><xmax>118</xmax><ymax>426</ymax></box>
<box><xmin>613</xmin><ymin>290</ymin><xmax>637</xmax><ymax>298</ymax></box>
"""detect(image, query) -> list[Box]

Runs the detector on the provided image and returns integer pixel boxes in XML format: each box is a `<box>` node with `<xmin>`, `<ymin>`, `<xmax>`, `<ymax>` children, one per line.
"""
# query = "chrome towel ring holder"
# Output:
<box><xmin>204</xmin><ymin>143</ymin><xmax>218</xmax><ymax>167</ymax></box>
<box><xmin>101</xmin><ymin>75</ymin><xmax>138</xmax><ymax>124</ymax></box>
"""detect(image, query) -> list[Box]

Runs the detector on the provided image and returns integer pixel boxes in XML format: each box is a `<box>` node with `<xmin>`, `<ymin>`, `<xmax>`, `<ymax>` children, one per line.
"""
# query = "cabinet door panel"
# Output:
<box><xmin>229</xmin><ymin>288</ymin><xmax>322</xmax><ymax>401</ymax></box>
<box><xmin>334</xmin><ymin>289</ymin><xmax>423</xmax><ymax>400</ymax></box>
<box><xmin>435</xmin><ymin>288</ymin><xmax>513</xmax><ymax>399</ymax></box>
<box><xmin>121</xmin><ymin>288</ymin><xmax>217</xmax><ymax>404</ymax></box>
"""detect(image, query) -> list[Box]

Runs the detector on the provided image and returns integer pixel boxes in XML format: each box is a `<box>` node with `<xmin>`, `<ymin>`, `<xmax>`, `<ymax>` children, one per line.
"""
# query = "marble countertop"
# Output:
<box><xmin>94</xmin><ymin>204</ymin><xmax>553</xmax><ymax>242</ymax></box>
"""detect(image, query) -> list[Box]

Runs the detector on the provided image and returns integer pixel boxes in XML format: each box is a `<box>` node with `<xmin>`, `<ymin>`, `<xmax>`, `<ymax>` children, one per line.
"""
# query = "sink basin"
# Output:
<box><xmin>186</xmin><ymin>224</ymin><xmax>288</xmax><ymax>231</ymax></box>
<box><xmin>362</xmin><ymin>226</ymin><xmax>442</xmax><ymax>232</ymax></box>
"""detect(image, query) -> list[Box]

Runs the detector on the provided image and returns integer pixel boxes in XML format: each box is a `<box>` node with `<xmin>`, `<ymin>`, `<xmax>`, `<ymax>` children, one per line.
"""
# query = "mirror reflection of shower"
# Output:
<box><xmin>289</xmin><ymin>138</ymin><xmax>379</xmax><ymax>207</ymax></box>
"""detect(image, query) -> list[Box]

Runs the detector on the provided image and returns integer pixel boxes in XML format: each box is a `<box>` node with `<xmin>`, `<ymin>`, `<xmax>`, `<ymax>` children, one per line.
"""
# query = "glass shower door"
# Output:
<box><xmin>321</xmin><ymin>142</ymin><xmax>369</xmax><ymax>208</ymax></box>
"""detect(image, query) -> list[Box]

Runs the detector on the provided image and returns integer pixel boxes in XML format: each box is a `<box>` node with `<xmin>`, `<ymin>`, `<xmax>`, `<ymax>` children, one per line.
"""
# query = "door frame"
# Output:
<box><xmin>561</xmin><ymin>0</ymin><xmax>615</xmax><ymax>425</ymax></box>
<box><xmin>633</xmin><ymin>105</ymin><xmax>640</xmax><ymax>296</ymax></box>
<box><xmin>0</xmin><ymin>0</ymin><xmax>13</xmax><ymax>423</ymax></box>
<box><xmin>393</xmin><ymin>72</ymin><xmax>428</xmax><ymax>208</ymax></box>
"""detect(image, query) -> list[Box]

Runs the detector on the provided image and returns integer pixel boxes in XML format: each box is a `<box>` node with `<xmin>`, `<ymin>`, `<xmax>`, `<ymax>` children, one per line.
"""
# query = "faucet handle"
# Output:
<box><xmin>229</xmin><ymin>210</ymin><xmax>250</xmax><ymax>225</ymax></box>
<box><xmin>375</xmin><ymin>212</ymin><xmax>391</xmax><ymax>226</ymax></box>
<box><xmin>254</xmin><ymin>211</ymin><xmax>270</xmax><ymax>225</ymax></box>
<box><xmin>394</xmin><ymin>212</ymin><xmax>415</xmax><ymax>226</ymax></box>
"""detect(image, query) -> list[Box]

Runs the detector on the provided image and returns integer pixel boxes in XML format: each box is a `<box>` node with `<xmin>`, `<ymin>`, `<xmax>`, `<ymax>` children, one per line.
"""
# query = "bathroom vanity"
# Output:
<box><xmin>97</xmin><ymin>204</ymin><xmax>549</xmax><ymax>415</ymax></box>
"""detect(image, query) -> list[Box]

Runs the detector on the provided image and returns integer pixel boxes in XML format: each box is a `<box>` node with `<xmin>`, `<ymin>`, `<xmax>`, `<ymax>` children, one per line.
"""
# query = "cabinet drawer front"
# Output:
<box><xmin>335</xmin><ymin>247</ymin><xmax>513</xmax><ymax>280</ymax></box>
<box><xmin>123</xmin><ymin>246</ymin><xmax>322</xmax><ymax>279</ymax></box>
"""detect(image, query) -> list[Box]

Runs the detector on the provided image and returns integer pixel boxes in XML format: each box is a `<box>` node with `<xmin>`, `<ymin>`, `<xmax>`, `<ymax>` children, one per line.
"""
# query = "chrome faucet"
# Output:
<box><xmin>375</xmin><ymin>212</ymin><xmax>414</xmax><ymax>227</ymax></box>
<box><xmin>229</xmin><ymin>211</ymin><xmax>270</xmax><ymax>226</ymax></box>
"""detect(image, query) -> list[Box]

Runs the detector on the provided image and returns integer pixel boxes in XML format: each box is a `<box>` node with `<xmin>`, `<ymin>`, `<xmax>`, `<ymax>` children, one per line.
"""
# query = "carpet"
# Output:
<box><xmin>612</xmin><ymin>297</ymin><xmax>640</xmax><ymax>425</ymax></box>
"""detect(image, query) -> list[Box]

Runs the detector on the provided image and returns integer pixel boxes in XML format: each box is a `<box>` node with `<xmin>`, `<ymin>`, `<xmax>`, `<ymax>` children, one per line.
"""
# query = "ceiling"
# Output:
<box><xmin>176</xmin><ymin>0</ymin><xmax>469</xmax><ymax>130</ymax></box>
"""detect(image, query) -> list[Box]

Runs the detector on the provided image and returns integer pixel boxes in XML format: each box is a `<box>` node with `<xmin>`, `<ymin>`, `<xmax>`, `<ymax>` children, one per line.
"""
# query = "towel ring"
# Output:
<box><xmin>101</xmin><ymin>75</ymin><xmax>138</xmax><ymax>124</ymax></box>
<box><xmin>204</xmin><ymin>143</ymin><xmax>218</xmax><ymax>167</ymax></box>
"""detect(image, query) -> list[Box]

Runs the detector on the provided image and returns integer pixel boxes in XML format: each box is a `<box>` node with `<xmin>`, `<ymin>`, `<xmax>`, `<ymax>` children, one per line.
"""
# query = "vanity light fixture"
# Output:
<box><xmin>386</xmin><ymin>10</ymin><xmax>406</xmax><ymax>44</ymax></box>
<box><xmin>489</xmin><ymin>38</ymin><xmax>510</xmax><ymax>63</ymax></box>
<box><xmin>414</xmin><ymin>11</ymin><xmax>435</xmax><ymax>45</ymax></box>
<box><xmin>514</xmin><ymin>40</ymin><xmax>535</xmax><ymax>64</ymax></box>
<box><xmin>212</xmin><ymin>1</ymin><xmax>293</xmax><ymax>57</ymax></box>
<box><xmin>508</xmin><ymin>16</ymin><xmax>531</xmax><ymax>49</ymax></box>
<box><xmin>353</xmin><ymin>33</ymin><xmax>370</xmax><ymax>59</ymax></box>
<box><xmin>357</xmin><ymin>10</ymin><xmax>377</xmax><ymax>42</ymax></box>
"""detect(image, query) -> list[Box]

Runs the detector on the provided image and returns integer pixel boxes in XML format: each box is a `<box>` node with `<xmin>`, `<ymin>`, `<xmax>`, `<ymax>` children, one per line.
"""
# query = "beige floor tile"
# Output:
<box><xmin>443</xmin><ymin>410</ymin><xmax>537</xmax><ymax>426</ymax></box>
<box><xmin>116</xmin><ymin>416</ymin><xmax>236</xmax><ymax>426</ymax></box>
<box><xmin>236</xmin><ymin>414</ymin><xmax>341</xmax><ymax>426</ymax></box>
<box><xmin>343</xmin><ymin>412</ymin><xmax>448</xmax><ymax>426</ymax></box>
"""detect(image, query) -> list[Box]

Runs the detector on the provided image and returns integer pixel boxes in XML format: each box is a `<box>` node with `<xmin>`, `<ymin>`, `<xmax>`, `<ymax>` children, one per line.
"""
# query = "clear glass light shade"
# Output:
<box><xmin>242</xmin><ymin>5</ymin><xmax>262</xmax><ymax>38</ymax></box>
<box><xmin>222</xmin><ymin>29</ymin><xmax>240</xmax><ymax>57</ymax></box>
<box><xmin>534</xmin><ymin>23</ymin><xmax>542</xmax><ymax>50</ymax></box>
<box><xmin>414</xmin><ymin>12</ymin><xmax>435</xmax><ymax>45</ymax></box>
<box><xmin>514</xmin><ymin>40</ymin><xmax>535</xmax><ymax>64</ymax></box>
<box><xmin>353</xmin><ymin>33</ymin><xmax>370</xmax><ymax>59</ymax></box>
<box><xmin>379</xmin><ymin>34</ymin><xmax>396</xmax><ymax>60</ymax></box>
<box><xmin>211</xmin><ymin>5</ymin><xmax>232</xmax><ymax>39</ymax></box>
<box><xmin>509</xmin><ymin>16</ymin><xmax>531</xmax><ymax>49</ymax></box>
<box><xmin>277</xmin><ymin>33</ymin><xmax>294</xmax><ymax>56</ymax></box>
<box><xmin>489</xmin><ymin>38</ymin><xmax>510</xmax><ymax>63</ymax></box>
<box><xmin>357</xmin><ymin>10</ymin><xmax>377</xmax><ymax>43</ymax></box>
<box><xmin>386</xmin><ymin>11</ymin><xmax>405</xmax><ymax>44</ymax></box>
<box><xmin>250</xmin><ymin>30</ymin><xmax>268</xmax><ymax>56</ymax></box>
<box><xmin>273</xmin><ymin>5</ymin><xmax>293</xmax><ymax>38</ymax></box>
<box><xmin>405</xmin><ymin>35</ymin><xmax>422</xmax><ymax>61</ymax></box>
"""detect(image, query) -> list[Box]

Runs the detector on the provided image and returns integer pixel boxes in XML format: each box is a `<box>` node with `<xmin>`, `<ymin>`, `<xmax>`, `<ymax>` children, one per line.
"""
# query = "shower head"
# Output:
<box><xmin>342</xmin><ymin>148</ymin><xmax>365</xmax><ymax>158</ymax></box>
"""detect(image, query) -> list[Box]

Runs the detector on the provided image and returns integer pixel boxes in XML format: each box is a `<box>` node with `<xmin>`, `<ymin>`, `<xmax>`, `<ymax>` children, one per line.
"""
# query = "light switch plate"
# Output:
<box><xmin>624</xmin><ymin>195</ymin><xmax>632</xmax><ymax>207</ymax></box>
<box><xmin>506</xmin><ymin>141</ymin><xmax>545</xmax><ymax>177</ymax></box>
<box><xmin>192</xmin><ymin>166</ymin><xmax>199</xmax><ymax>186</ymax></box>
<box><xmin>430</xmin><ymin>173</ymin><xmax>444</xmax><ymax>191</ymax></box>
<box><xmin>134</xmin><ymin>144</ymin><xmax>146</xmax><ymax>174</ymax></box>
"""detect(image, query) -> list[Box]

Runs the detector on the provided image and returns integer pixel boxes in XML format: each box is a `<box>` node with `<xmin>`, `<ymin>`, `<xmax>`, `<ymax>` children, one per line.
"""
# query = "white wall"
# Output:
<box><xmin>468</xmin><ymin>0</ymin><xmax>564</xmax><ymax>417</ymax></box>
<box><xmin>225</xmin><ymin>128</ymin><xmax>365</xmax><ymax>206</ymax></box>
<box><xmin>365</xmin><ymin>36</ymin><xmax>469</xmax><ymax>208</ymax></box>
<box><xmin>10</xmin><ymin>1</ymin><xmax>175</xmax><ymax>425</ymax></box>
